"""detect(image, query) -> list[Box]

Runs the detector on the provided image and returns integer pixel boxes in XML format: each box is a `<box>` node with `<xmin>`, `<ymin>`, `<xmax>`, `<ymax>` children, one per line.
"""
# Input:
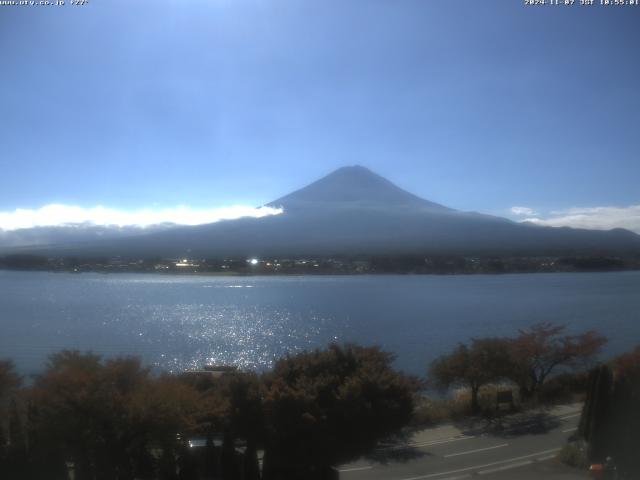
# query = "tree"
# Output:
<box><xmin>262</xmin><ymin>344</ymin><xmax>417</xmax><ymax>480</ymax></box>
<box><xmin>224</xmin><ymin>373</ymin><xmax>264</xmax><ymax>480</ymax></box>
<box><xmin>176</xmin><ymin>368</ymin><xmax>265</xmax><ymax>480</ymax></box>
<box><xmin>29</xmin><ymin>351</ymin><xmax>200</xmax><ymax>480</ymax></box>
<box><xmin>508</xmin><ymin>322</ymin><xmax>606</xmax><ymax>398</ymax></box>
<box><xmin>607</xmin><ymin>346</ymin><xmax>640</xmax><ymax>475</ymax></box>
<box><xmin>0</xmin><ymin>360</ymin><xmax>22</xmax><ymax>475</ymax></box>
<box><xmin>429</xmin><ymin>338</ymin><xmax>512</xmax><ymax>412</ymax></box>
<box><xmin>578</xmin><ymin>364</ymin><xmax>613</xmax><ymax>461</ymax></box>
<box><xmin>0</xmin><ymin>360</ymin><xmax>21</xmax><ymax>399</ymax></box>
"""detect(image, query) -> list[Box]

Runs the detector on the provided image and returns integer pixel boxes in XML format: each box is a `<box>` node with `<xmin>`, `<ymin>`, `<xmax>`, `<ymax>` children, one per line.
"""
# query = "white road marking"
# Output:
<box><xmin>478</xmin><ymin>452</ymin><xmax>559</xmax><ymax>474</ymax></box>
<box><xmin>376</xmin><ymin>435</ymin><xmax>475</xmax><ymax>452</ymax></box>
<box><xmin>338</xmin><ymin>465</ymin><xmax>373</xmax><ymax>473</ymax></box>
<box><xmin>398</xmin><ymin>448</ymin><xmax>562</xmax><ymax>480</ymax></box>
<box><xmin>562</xmin><ymin>427</ymin><xmax>578</xmax><ymax>433</ymax></box>
<box><xmin>477</xmin><ymin>459</ymin><xmax>533</xmax><ymax>475</ymax></box>
<box><xmin>444</xmin><ymin>443</ymin><xmax>509</xmax><ymax>458</ymax></box>
<box><xmin>559</xmin><ymin>413</ymin><xmax>581</xmax><ymax>420</ymax></box>
<box><xmin>537</xmin><ymin>454</ymin><xmax>558</xmax><ymax>461</ymax></box>
<box><xmin>410</xmin><ymin>435</ymin><xmax>476</xmax><ymax>448</ymax></box>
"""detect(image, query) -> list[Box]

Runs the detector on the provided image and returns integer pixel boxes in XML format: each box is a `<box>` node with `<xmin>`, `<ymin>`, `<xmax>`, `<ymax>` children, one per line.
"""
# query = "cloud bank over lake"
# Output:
<box><xmin>0</xmin><ymin>204</ymin><xmax>283</xmax><ymax>231</ymax></box>
<box><xmin>519</xmin><ymin>205</ymin><xmax>640</xmax><ymax>234</ymax></box>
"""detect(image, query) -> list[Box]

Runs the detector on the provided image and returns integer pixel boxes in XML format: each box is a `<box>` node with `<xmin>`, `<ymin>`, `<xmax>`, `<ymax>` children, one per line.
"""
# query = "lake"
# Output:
<box><xmin>1</xmin><ymin>270</ymin><xmax>638</xmax><ymax>376</ymax></box>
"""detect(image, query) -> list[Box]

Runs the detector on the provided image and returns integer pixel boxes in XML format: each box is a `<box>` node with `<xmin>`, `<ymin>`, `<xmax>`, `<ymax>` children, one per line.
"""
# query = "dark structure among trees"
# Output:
<box><xmin>578</xmin><ymin>347</ymin><xmax>640</xmax><ymax>477</ymax></box>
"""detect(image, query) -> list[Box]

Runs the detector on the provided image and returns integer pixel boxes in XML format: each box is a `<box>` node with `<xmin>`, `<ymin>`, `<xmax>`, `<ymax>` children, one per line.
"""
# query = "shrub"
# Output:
<box><xmin>411</xmin><ymin>396</ymin><xmax>471</xmax><ymax>426</ymax></box>
<box><xmin>558</xmin><ymin>443</ymin><xmax>588</xmax><ymax>469</ymax></box>
<box><xmin>538</xmin><ymin>372</ymin><xmax>589</xmax><ymax>405</ymax></box>
<box><xmin>412</xmin><ymin>384</ymin><xmax>520</xmax><ymax>426</ymax></box>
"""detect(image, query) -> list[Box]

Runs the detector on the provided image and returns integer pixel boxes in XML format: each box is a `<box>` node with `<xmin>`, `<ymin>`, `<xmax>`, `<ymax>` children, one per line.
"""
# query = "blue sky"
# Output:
<box><xmin>1</xmin><ymin>1</ymin><xmax>639</xmax><ymax>231</ymax></box>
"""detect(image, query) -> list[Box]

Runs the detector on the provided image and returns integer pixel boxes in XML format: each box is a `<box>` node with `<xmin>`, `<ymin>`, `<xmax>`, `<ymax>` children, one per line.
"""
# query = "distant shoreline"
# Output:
<box><xmin>2</xmin><ymin>263</ymin><xmax>640</xmax><ymax>277</ymax></box>
<box><xmin>2</xmin><ymin>252</ymin><xmax>640</xmax><ymax>277</ymax></box>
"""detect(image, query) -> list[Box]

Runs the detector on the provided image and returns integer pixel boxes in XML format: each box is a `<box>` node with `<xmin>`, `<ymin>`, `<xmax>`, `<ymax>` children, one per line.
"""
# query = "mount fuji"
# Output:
<box><xmin>6</xmin><ymin>166</ymin><xmax>640</xmax><ymax>258</ymax></box>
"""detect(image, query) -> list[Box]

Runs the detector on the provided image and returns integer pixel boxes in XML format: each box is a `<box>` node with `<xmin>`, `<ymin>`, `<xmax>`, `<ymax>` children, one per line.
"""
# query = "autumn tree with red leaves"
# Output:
<box><xmin>508</xmin><ymin>322</ymin><xmax>607</xmax><ymax>398</ymax></box>
<box><xmin>429</xmin><ymin>338</ymin><xmax>512</xmax><ymax>412</ymax></box>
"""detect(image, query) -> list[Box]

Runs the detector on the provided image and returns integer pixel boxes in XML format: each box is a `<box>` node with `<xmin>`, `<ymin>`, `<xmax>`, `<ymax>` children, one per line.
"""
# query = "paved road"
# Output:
<box><xmin>338</xmin><ymin>404</ymin><xmax>587</xmax><ymax>480</ymax></box>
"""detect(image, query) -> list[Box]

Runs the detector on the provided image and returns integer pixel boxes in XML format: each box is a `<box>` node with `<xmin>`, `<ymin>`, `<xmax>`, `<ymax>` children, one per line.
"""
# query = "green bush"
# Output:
<box><xmin>558</xmin><ymin>443</ymin><xmax>588</xmax><ymax>469</ymax></box>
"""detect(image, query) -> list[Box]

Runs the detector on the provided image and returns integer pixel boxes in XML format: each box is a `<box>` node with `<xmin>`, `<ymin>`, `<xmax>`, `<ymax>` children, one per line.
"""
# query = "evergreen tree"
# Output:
<box><xmin>578</xmin><ymin>364</ymin><xmax>612</xmax><ymax>461</ymax></box>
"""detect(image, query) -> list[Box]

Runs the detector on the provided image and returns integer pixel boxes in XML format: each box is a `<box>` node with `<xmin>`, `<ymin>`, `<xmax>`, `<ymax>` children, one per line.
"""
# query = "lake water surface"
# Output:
<box><xmin>1</xmin><ymin>270</ymin><xmax>638</xmax><ymax>376</ymax></box>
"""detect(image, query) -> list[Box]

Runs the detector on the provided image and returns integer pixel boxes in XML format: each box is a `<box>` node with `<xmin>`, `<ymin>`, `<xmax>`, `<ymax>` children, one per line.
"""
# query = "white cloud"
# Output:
<box><xmin>521</xmin><ymin>205</ymin><xmax>640</xmax><ymax>234</ymax></box>
<box><xmin>510</xmin><ymin>206</ymin><xmax>537</xmax><ymax>216</ymax></box>
<box><xmin>0</xmin><ymin>204</ymin><xmax>283</xmax><ymax>231</ymax></box>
